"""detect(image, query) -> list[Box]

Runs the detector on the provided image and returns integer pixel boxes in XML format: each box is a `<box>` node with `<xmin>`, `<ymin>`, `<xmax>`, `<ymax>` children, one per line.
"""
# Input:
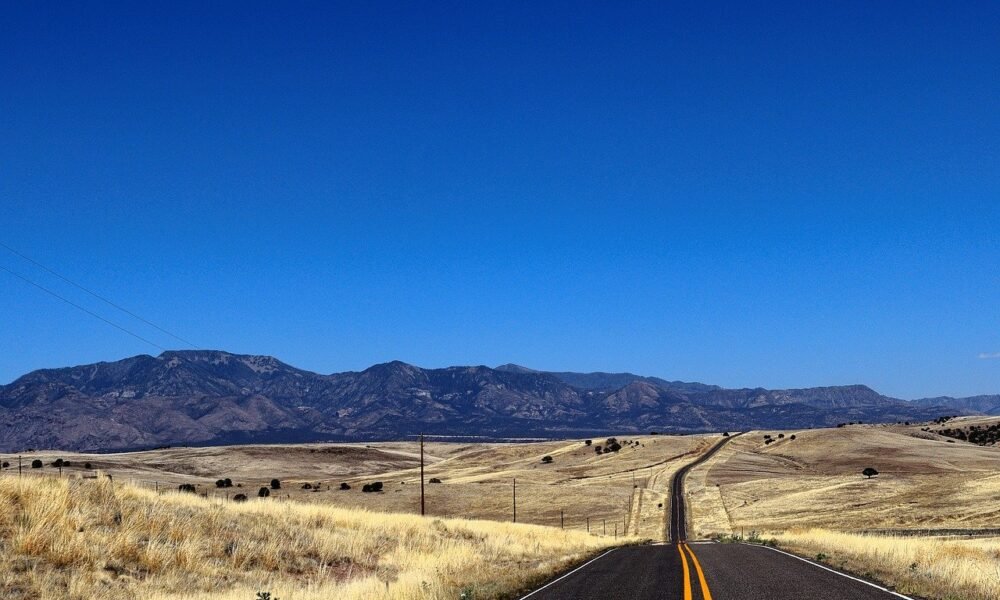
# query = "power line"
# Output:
<box><xmin>0</xmin><ymin>242</ymin><xmax>198</xmax><ymax>349</ymax></box>
<box><xmin>0</xmin><ymin>265</ymin><xmax>168</xmax><ymax>352</ymax></box>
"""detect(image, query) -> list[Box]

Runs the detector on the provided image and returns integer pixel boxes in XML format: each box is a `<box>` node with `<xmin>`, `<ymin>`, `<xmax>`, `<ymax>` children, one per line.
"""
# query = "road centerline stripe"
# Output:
<box><xmin>677</xmin><ymin>544</ymin><xmax>693</xmax><ymax>600</ymax></box>
<box><xmin>683</xmin><ymin>543</ymin><xmax>713</xmax><ymax>600</ymax></box>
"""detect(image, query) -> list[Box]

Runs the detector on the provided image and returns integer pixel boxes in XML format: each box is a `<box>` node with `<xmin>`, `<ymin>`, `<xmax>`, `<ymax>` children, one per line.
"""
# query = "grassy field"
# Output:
<box><xmin>0</xmin><ymin>433</ymin><xmax>724</xmax><ymax>599</ymax></box>
<box><xmin>2</xmin><ymin>433</ymin><xmax>717</xmax><ymax>542</ymax></box>
<box><xmin>773</xmin><ymin>530</ymin><xmax>1000</xmax><ymax>600</ymax></box>
<box><xmin>685</xmin><ymin>419</ymin><xmax>1000</xmax><ymax>600</ymax></box>
<box><xmin>0</xmin><ymin>474</ymin><xmax>621</xmax><ymax>600</ymax></box>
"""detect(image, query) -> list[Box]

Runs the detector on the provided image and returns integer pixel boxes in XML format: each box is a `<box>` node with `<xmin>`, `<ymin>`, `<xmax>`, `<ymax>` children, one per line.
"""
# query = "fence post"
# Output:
<box><xmin>561</xmin><ymin>509</ymin><xmax>564</xmax><ymax>529</ymax></box>
<box><xmin>587</xmin><ymin>517</ymin><xmax>590</xmax><ymax>533</ymax></box>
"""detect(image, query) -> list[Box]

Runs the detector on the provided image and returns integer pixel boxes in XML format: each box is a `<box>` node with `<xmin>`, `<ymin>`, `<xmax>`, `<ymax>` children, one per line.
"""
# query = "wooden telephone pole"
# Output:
<box><xmin>513</xmin><ymin>478</ymin><xmax>517</xmax><ymax>523</ymax></box>
<box><xmin>419</xmin><ymin>433</ymin><xmax>425</xmax><ymax>516</ymax></box>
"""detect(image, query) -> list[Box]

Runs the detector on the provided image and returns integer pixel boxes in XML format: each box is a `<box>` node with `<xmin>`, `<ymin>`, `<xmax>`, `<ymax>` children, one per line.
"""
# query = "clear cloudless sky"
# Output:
<box><xmin>1</xmin><ymin>1</ymin><xmax>998</xmax><ymax>398</ymax></box>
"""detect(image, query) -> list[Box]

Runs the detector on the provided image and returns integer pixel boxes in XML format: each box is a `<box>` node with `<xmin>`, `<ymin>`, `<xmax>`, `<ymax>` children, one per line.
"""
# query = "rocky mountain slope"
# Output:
<box><xmin>0</xmin><ymin>350</ymin><xmax>985</xmax><ymax>452</ymax></box>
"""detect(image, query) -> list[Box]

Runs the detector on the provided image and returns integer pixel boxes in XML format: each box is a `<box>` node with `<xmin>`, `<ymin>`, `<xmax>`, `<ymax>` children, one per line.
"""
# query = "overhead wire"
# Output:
<box><xmin>0</xmin><ymin>264</ymin><xmax>168</xmax><ymax>352</ymax></box>
<box><xmin>0</xmin><ymin>242</ymin><xmax>198</xmax><ymax>349</ymax></box>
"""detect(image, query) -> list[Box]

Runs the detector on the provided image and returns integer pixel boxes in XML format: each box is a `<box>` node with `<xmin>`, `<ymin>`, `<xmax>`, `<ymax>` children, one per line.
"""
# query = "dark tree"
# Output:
<box><xmin>178</xmin><ymin>484</ymin><xmax>197</xmax><ymax>493</ymax></box>
<box><xmin>339</xmin><ymin>482</ymin><xmax>351</xmax><ymax>490</ymax></box>
<box><xmin>216</xmin><ymin>479</ymin><xmax>227</xmax><ymax>488</ymax></box>
<box><xmin>862</xmin><ymin>467</ymin><xmax>879</xmax><ymax>479</ymax></box>
<box><xmin>790</xmin><ymin>435</ymin><xmax>796</xmax><ymax>440</ymax></box>
<box><xmin>722</xmin><ymin>432</ymin><xmax>730</xmax><ymax>437</ymax></box>
<box><xmin>584</xmin><ymin>440</ymin><xmax>592</xmax><ymax>446</ymax></box>
<box><xmin>233</xmin><ymin>494</ymin><xmax>248</xmax><ymax>503</ymax></box>
<box><xmin>84</xmin><ymin>462</ymin><xmax>93</xmax><ymax>470</ymax></box>
<box><xmin>541</xmin><ymin>455</ymin><xmax>553</xmax><ymax>464</ymax></box>
<box><xmin>778</xmin><ymin>434</ymin><xmax>785</xmax><ymax>439</ymax></box>
<box><xmin>302</xmin><ymin>483</ymin><xmax>313</xmax><ymax>490</ymax></box>
<box><xmin>52</xmin><ymin>458</ymin><xmax>65</xmax><ymax>468</ymax></box>
<box><xmin>1</xmin><ymin>461</ymin><xmax>9</xmax><ymax>469</ymax></box>
<box><xmin>224</xmin><ymin>478</ymin><xmax>233</xmax><ymax>487</ymax></box>
<box><xmin>362</xmin><ymin>481</ymin><xmax>384</xmax><ymax>493</ymax></box>
<box><xmin>258</xmin><ymin>487</ymin><xmax>271</xmax><ymax>498</ymax></box>
<box><xmin>31</xmin><ymin>459</ymin><xmax>43</xmax><ymax>469</ymax></box>
<box><xmin>270</xmin><ymin>479</ymin><xmax>281</xmax><ymax>490</ymax></box>
<box><xmin>429</xmin><ymin>477</ymin><xmax>442</xmax><ymax>484</ymax></box>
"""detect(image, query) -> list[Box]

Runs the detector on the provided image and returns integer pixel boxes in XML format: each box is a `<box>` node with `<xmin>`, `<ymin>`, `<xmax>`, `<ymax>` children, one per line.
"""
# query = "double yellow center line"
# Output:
<box><xmin>677</xmin><ymin>542</ymin><xmax>713</xmax><ymax>600</ymax></box>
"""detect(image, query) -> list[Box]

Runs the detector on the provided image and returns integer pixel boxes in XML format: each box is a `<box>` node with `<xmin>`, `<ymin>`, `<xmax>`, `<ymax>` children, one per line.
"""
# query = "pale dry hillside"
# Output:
<box><xmin>7</xmin><ymin>433</ymin><xmax>715</xmax><ymax>541</ymax></box>
<box><xmin>686</xmin><ymin>424</ymin><xmax>1000</xmax><ymax>536</ymax></box>
<box><xmin>0</xmin><ymin>474</ymin><xmax>621</xmax><ymax>600</ymax></box>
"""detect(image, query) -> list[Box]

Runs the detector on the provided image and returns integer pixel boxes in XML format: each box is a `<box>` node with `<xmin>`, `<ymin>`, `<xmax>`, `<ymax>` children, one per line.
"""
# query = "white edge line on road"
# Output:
<box><xmin>757</xmin><ymin>545</ymin><xmax>915</xmax><ymax>600</ymax></box>
<box><xmin>518</xmin><ymin>547</ymin><xmax>620</xmax><ymax>599</ymax></box>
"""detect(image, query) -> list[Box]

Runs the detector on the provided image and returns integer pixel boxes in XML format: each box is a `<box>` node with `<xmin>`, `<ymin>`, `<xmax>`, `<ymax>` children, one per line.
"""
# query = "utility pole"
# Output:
<box><xmin>512</xmin><ymin>478</ymin><xmax>518</xmax><ymax>523</ymax></box>
<box><xmin>420</xmin><ymin>433</ymin><xmax>425</xmax><ymax>516</ymax></box>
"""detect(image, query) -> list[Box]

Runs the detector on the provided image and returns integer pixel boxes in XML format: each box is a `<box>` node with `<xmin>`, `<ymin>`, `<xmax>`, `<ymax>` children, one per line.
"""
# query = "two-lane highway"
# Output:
<box><xmin>521</xmin><ymin>433</ymin><xmax>911</xmax><ymax>600</ymax></box>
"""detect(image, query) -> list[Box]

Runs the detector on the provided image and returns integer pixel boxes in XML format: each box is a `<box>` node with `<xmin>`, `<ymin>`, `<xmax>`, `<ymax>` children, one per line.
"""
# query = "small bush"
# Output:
<box><xmin>862</xmin><ymin>467</ymin><xmax>879</xmax><ymax>479</ymax></box>
<box><xmin>340</xmin><ymin>482</ymin><xmax>351</xmax><ymax>490</ymax></box>
<box><xmin>778</xmin><ymin>433</ymin><xmax>785</xmax><ymax>439</ymax></box>
<box><xmin>270</xmin><ymin>479</ymin><xmax>281</xmax><ymax>490</ymax></box>
<box><xmin>302</xmin><ymin>483</ymin><xmax>313</xmax><ymax>490</ymax></box>
<box><xmin>178</xmin><ymin>484</ymin><xmax>197</xmax><ymax>493</ymax></box>
<box><xmin>584</xmin><ymin>440</ymin><xmax>592</xmax><ymax>446</ymax></box>
<box><xmin>429</xmin><ymin>477</ymin><xmax>442</xmax><ymax>483</ymax></box>
<box><xmin>789</xmin><ymin>435</ymin><xmax>796</xmax><ymax>440</ymax></box>
<box><xmin>258</xmin><ymin>487</ymin><xmax>271</xmax><ymax>498</ymax></box>
<box><xmin>31</xmin><ymin>459</ymin><xmax>42</xmax><ymax>469</ymax></box>
<box><xmin>84</xmin><ymin>462</ymin><xmax>93</xmax><ymax>470</ymax></box>
<box><xmin>52</xmin><ymin>458</ymin><xmax>65</xmax><ymax>468</ymax></box>
<box><xmin>1</xmin><ymin>461</ymin><xmax>8</xmax><ymax>469</ymax></box>
<box><xmin>722</xmin><ymin>432</ymin><xmax>730</xmax><ymax>437</ymax></box>
<box><xmin>216</xmin><ymin>479</ymin><xmax>227</xmax><ymax>488</ymax></box>
<box><xmin>224</xmin><ymin>478</ymin><xmax>233</xmax><ymax>487</ymax></box>
<box><xmin>541</xmin><ymin>455</ymin><xmax>553</xmax><ymax>464</ymax></box>
<box><xmin>232</xmin><ymin>494</ymin><xmax>248</xmax><ymax>503</ymax></box>
<box><xmin>361</xmin><ymin>482</ymin><xmax>384</xmax><ymax>493</ymax></box>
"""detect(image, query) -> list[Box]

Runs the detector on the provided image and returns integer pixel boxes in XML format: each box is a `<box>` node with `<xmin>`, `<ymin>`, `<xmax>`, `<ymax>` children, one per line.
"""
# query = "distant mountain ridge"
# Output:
<box><xmin>0</xmin><ymin>350</ymin><xmax>990</xmax><ymax>452</ymax></box>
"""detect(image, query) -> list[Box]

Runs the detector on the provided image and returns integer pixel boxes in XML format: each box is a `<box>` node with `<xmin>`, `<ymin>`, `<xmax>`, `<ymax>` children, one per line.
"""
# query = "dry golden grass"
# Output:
<box><xmin>685</xmin><ymin>423</ymin><xmax>1000</xmax><ymax>600</ymax></box>
<box><xmin>0</xmin><ymin>474</ymin><xmax>620</xmax><ymax>600</ymax></box>
<box><xmin>772</xmin><ymin>529</ymin><xmax>1000</xmax><ymax>600</ymax></box>
<box><xmin>4</xmin><ymin>433</ymin><xmax>716</xmax><ymax>541</ymax></box>
<box><xmin>686</xmin><ymin>425</ymin><xmax>1000</xmax><ymax>537</ymax></box>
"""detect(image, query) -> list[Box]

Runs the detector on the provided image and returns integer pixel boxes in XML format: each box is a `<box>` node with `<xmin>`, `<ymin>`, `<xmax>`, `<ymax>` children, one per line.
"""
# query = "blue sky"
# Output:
<box><xmin>1</xmin><ymin>1</ymin><xmax>998</xmax><ymax>398</ymax></box>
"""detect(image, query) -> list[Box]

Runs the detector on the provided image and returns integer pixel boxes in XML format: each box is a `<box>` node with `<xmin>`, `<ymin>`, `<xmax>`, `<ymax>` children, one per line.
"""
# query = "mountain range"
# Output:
<box><xmin>1</xmin><ymin>350</ymin><xmax>994</xmax><ymax>452</ymax></box>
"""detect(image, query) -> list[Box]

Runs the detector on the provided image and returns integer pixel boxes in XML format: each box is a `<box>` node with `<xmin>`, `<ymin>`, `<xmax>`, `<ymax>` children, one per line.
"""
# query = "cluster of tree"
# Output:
<box><xmin>933</xmin><ymin>415</ymin><xmax>958</xmax><ymax>425</ymax></box>
<box><xmin>541</xmin><ymin>455</ymin><xmax>553</xmax><ymax>464</ymax></box>
<box><xmin>178</xmin><ymin>483</ymin><xmax>197</xmax><ymax>493</ymax></box>
<box><xmin>762</xmin><ymin>433</ymin><xmax>797</xmax><ymax>445</ymax></box>
<box><xmin>835</xmin><ymin>421</ymin><xmax>864</xmax><ymax>428</ymax></box>
<box><xmin>215</xmin><ymin>478</ymin><xmax>234</xmax><ymax>488</ymax></box>
<box><xmin>361</xmin><ymin>481</ymin><xmax>384</xmax><ymax>493</ymax></box>
<box><xmin>935</xmin><ymin>424</ymin><xmax>1000</xmax><ymax>446</ymax></box>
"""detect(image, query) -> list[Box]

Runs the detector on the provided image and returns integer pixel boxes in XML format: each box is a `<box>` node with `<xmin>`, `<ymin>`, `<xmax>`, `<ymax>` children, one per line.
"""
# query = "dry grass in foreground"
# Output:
<box><xmin>772</xmin><ymin>529</ymin><xmax>1000</xmax><ymax>600</ymax></box>
<box><xmin>0</xmin><ymin>475</ymin><xmax>622</xmax><ymax>600</ymax></box>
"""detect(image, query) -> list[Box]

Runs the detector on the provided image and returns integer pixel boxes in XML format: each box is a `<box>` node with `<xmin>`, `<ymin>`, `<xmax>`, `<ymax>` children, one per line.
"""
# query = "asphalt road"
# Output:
<box><xmin>522</xmin><ymin>433</ymin><xmax>910</xmax><ymax>600</ymax></box>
